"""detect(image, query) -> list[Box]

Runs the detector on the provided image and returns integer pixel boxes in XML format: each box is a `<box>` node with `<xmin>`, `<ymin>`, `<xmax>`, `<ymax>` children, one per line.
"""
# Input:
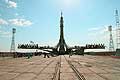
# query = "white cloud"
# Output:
<box><xmin>88</xmin><ymin>25</ymin><xmax>111</xmax><ymax>36</ymax></box>
<box><xmin>5</xmin><ymin>0</ymin><xmax>9</xmax><ymax>3</ymax></box>
<box><xmin>0</xmin><ymin>18</ymin><xmax>33</xmax><ymax>27</ymax></box>
<box><xmin>0</xmin><ymin>30</ymin><xmax>11</xmax><ymax>38</ymax></box>
<box><xmin>88</xmin><ymin>27</ymin><xmax>101</xmax><ymax>31</ymax></box>
<box><xmin>8</xmin><ymin>1</ymin><xmax>17</xmax><ymax>8</ymax></box>
<box><xmin>0</xmin><ymin>18</ymin><xmax>8</xmax><ymax>25</ymax></box>
<box><xmin>5</xmin><ymin>0</ymin><xmax>17</xmax><ymax>8</ymax></box>
<box><xmin>87</xmin><ymin>25</ymin><xmax>117</xmax><ymax>50</ymax></box>
<box><xmin>15</xmin><ymin>13</ymin><xmax>19</xmax><ymax>16</ymax></box>
<box><xmin>54</xmin><ymin>0</ymin><xmax>80</xmax><ymax>10</ymax></box>
<box><xmin>9</xmin><ymin>18</ymin><xmax>33</xmax><ymax>26</ymax></box>
<box><xmin>87</xmin><ymin>25</ymin><xmax>110</xmax><ymax>38</ymax></box>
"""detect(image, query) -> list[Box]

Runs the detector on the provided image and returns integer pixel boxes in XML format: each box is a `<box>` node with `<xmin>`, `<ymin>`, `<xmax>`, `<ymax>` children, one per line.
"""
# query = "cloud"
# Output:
<box><xmin>54</xmin><ymin>0</ymin><xmax>80</xmax><ymax>10</ymax></box>
<box><xmin>15</xmin><ymin>13</ymin><xmax>19</xmax><ymax>16</ymax></box>
<box><xmin>88</xmin><ymin>25</ymin><xmax>111</xmax><ymax>36</ymax></box>
<box><xmin>5</xmin><ymin>0</ymin><xmax>17</xmax><ymax>8</ymax></box>
<box><xmin>5</xmin><ymin>0</ymin><xmax>9</xmax><ymax>3</ymax></box>
<box><xmin>8</xmin><ymin>1</ymin><xmax>17</xmax><ymax>8</ymax></box>
<box><xmin>0</xmin><ymin>30</ymin><xmax>11</xmax><ymax>38</ymax></box>
<box><xmin>9</xmin><ymin>18</ymin><xmax>33</xmax><ymax>26</ymax></box>
<box><xmin>88</xmin><ymin>27</ymin><xmax>101</xmax><ymax>32</ymax></box>
<box><xmin>0</xmin><ymin>18</ymin><xmax>33</xmax><ymax>27</ymax></box>
<box><xmin>0</xmin><ymin>18</ymin><xmax>8</xmax><ymax>25</ymax></box>
<box><xmin>87</xmin><ymin>25</ymin><xmax>116</xmax><ymax>50</ymax></box>
<box><xmin>87</xmin><ymin>25</ymin><xmax>111</xmax><ymax>38</ymax></box>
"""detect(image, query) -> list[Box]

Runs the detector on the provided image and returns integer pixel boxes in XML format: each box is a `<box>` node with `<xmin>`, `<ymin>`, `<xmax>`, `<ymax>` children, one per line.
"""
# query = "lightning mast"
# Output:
<box><xmin>10</xmin><ymin>28</ymin><xmax>16</xmax><ymax>52</ymax></box>
<box><xmin>108</xmin><ymin>25</ymin><xmax>114</xmax><ymax>51</ymax></box>
<box><xmin>115</xmin><ymin>10</ymin><xmax>120</xmax><ymax>55</ymax></box>
<box><xmin>115</xmin><ymin>10</ymin><xmax>120</xmax><ymax>49</ymax></box>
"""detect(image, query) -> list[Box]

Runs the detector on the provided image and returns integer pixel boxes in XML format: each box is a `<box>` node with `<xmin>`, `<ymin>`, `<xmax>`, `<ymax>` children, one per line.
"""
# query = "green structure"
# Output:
<box><xmin>116</xmin><ymin>49</ymin><xmax>120</xmax><ymax>56</ymax></box>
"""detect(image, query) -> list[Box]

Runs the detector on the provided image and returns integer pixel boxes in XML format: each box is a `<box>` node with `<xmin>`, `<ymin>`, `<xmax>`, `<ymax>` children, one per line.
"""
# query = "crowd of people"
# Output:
<box><xmin>73</xmin><ymin>44</ymin><xmax>105</xmax><ymax>49</ymax></box>
<box><xmin>85</xmin><ymin>44</ymin><xmax>105</xmax><ymax>49</ymax></box>
<box><xmin>18</xmin><ymin>44</ymin><xmax>38</xmax><ymax>49</ymax></box>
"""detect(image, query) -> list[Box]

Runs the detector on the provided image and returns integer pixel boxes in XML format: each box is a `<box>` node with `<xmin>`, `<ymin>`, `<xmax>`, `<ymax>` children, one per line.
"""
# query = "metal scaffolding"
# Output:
<box><xmin>10</xmin><ymin>28</ymin><xmax>16</xmax><ymax>52</ymax></box>
<box><xmin>108</xmin><ymin>26</ymin><xmax>114</xmax><ymax>51</ymax></box>
<box><xmin>115</xmin><ymin>10</ymin><xmax>120</xmax><ymax>49</ymax></box>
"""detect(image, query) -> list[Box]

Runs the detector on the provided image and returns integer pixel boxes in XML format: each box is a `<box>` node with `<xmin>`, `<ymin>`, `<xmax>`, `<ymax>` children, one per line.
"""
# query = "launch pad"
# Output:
<box><xmin>18</xmin><ymin>12</ymin><xmax>105</xmax><ymax>55</ymax></box>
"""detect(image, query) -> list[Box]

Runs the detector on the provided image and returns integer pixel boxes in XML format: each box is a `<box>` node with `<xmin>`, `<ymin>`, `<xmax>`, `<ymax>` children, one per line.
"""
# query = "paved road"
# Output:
<box><xmin>0</xmin><ymin>55</ymin><xmax>120</xmax><ymax>80</ymax></box>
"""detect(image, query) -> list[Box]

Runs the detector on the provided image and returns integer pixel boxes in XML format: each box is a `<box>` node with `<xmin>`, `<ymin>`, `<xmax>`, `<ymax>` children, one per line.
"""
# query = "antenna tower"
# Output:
<box><xmin>108</xmin><ymin>26</ymin><xmax>114</xmax><ymax>51</ymax></box>
<box><xmin>10</xmin><ymin>28</ymin><xmax>16</xmax><ymax>52</ymax></box>
<box><xmin>115</xmin><ymin>10</ymin><xmax>120</xmax><ymax>49</ymax></box>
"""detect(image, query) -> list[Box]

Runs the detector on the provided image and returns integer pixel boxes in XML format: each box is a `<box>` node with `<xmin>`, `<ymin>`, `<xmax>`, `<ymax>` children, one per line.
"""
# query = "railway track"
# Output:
<box><xmin>64</xmin><ymin>55</ymin><xmax>86</xmax><ymax>80</ymax></box>
<box><xmin>73</xmin><ymin>58</ymin><xmax>109</xmax><ymax>80</ymax></box>
<box><xmin>33</xmin><ymin>56</ymin><xmax>61</xmax><ymax>80</ymax></box>
<box><xmin>52</xmin><ymin>56</ymin><xmax>61</xmax><ymax>80</ymax></box>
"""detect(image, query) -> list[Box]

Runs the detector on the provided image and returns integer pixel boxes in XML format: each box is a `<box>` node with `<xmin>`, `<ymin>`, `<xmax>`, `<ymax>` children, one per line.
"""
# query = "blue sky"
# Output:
<box><xmin>0</xmin><ymin>0</ymin><xmax>120</xmax><ymax>51</ymax></box>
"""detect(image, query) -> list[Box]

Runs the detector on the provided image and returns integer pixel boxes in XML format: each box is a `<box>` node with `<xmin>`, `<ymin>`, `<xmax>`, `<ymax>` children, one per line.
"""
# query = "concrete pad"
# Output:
<box><xmin>83</xmin><ymin>73</ymin><xmax>106</xmax><ymax>80</ymax></box>
<box><xmin>61</xmin><ymin>67</ymin><xmax>73</xmax><ymax>73</ymax></box>
<box><xmin>113</xmin><ymin>67</ymin><xmax>120</xmax><ymax>71</ymax></box>
<box><xmin>0</xmin><ymin>72</ymin><xmax>19</xmax><ymax>80</ymax></box>
<box><xmin>41</xmin><ymin>67</ymin><xmax>56</xmax><ymax>73</ymax></box>
<box><xmin>0</xmin><ymin>67</ymin><xmax>16</xmax><ymax>72</ymax></box>
<box><xmin>0</xmin><ymin>55</ymin><xmax>120</xmax><ymax>80</ymax></box>
<box><xmin>78</xmin><ymin>68</ymin><xmax>93</xmax><ymax>74</ymax></box>
<box><xmin>0</xmin><ymin>71</ymin><xmax>8</xmax><ymax>75</ymax></box>
<box><xmin>103</xmin><ymin>68</ymin><xmax>120</xmax><ymax>73</ymax></box>
<box><xmin>27</xmin><ymin>67</ymin><xmax>43</xmax><ymax>74</ymax></box>
<box><xmin>89</xmin><ymin>67</ymin><xmax>108</xmax><ymax>73</ymax></box>
<box><xmin>100</xmin><ymin>73</ymin><xmax>120</xmax><ymax>80</ymax></box>
<box><xmin>60</xmin><ymin>73</ymin><xmax>78</xmax><ymax>80</ymax></box>
<box><xmin>13</xmin><ymin>73</ymin><xmax>36</xmax><ymax>80</ymax></box>
<box><xmin>14</xmin><ymin>66</ymin><xmax>33</xmax><ymax>73</ymax></box>
<box><xmin>36</xmin><ymin>73</ymin><xmax>53</xmax><ymax>80</ymax></box>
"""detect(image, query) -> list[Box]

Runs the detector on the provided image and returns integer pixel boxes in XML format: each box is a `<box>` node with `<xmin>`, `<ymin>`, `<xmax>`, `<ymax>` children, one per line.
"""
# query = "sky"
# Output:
<box><xmin>0</xmin><ymin>0</ymin><xmax>120</xmax><ymax>52</ymax></box>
